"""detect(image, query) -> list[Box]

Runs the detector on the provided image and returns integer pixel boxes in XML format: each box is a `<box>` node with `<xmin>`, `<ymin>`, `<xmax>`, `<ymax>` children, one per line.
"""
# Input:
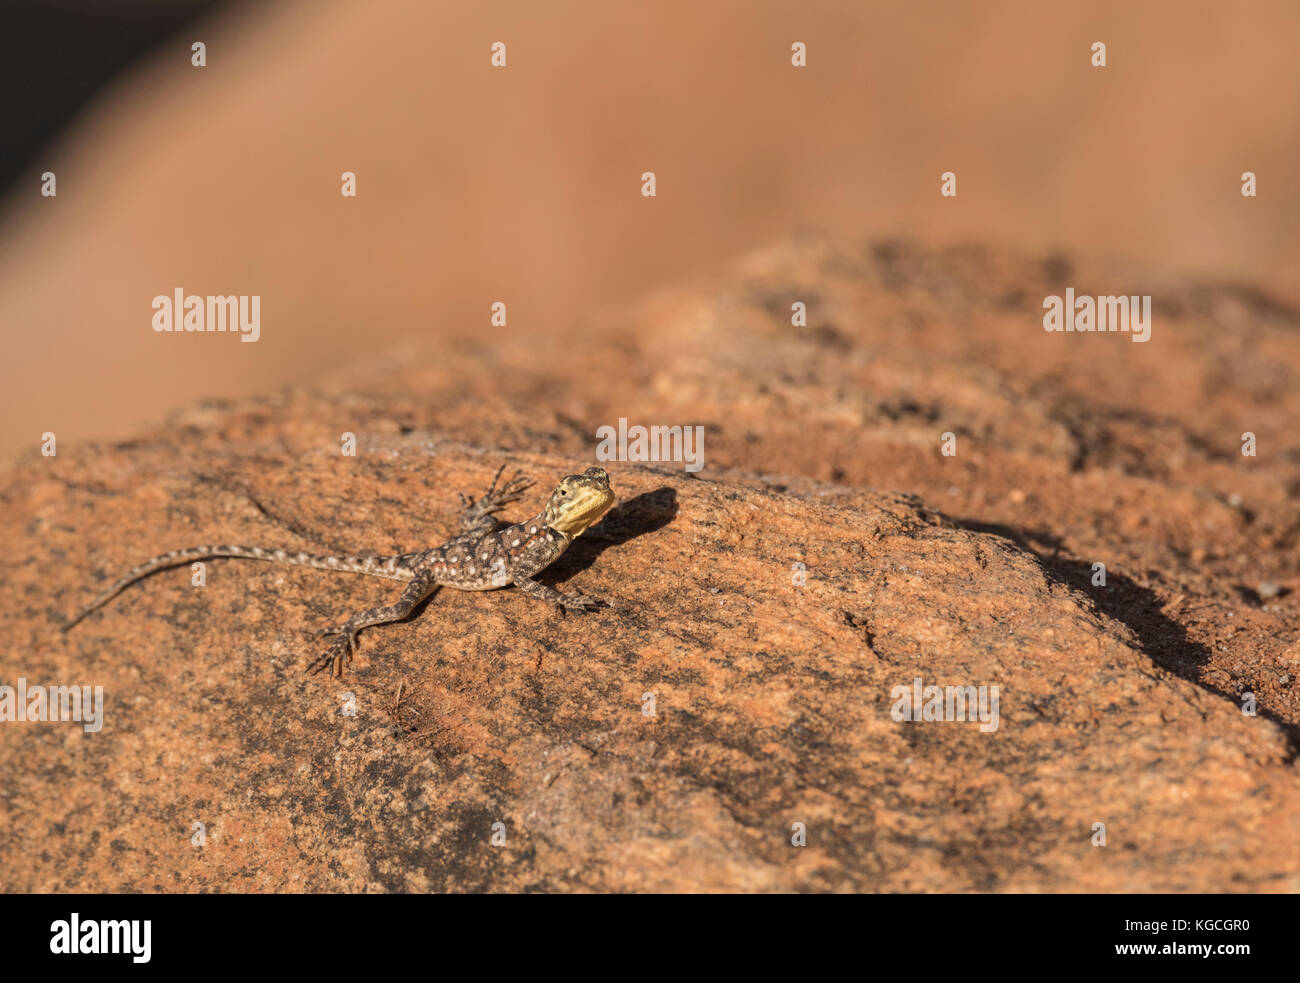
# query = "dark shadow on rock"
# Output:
<box><xmin>1234</xmin><ymin>583</ymin><xmax>1291</xmax><ymax>606</ymax></box>
<box><xmin>954</xmin><ymin>517</ymin><xmax>1300</xmax><ymax>752</ymax></box>
<box><xmin>545</xmin><ymin>487</ymin><xmax>679</xmax><ymax>582</ymax></box>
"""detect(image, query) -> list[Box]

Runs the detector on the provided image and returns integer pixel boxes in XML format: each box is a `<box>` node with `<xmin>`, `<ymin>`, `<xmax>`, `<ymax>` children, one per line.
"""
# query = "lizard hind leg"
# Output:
<box><xmin>304</xmin><ymin>571</ymin><xmax>440</xmax><ymax>677</ymax></box>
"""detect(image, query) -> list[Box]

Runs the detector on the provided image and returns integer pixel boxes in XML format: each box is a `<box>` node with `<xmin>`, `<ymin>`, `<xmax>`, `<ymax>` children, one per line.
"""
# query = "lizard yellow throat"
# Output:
<box><xmin>543</xmin><ymin>467</ymin><xmax>616</xmax><ymax>539</ymax></box>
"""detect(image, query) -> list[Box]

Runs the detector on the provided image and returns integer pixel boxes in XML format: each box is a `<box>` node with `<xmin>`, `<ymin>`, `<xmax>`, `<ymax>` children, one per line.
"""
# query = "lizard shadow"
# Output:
<box><xmin>954</xmin><ymin>517</ymin><xmax>1300</xmax><ymax>751</ymax></box>
<box><xmin>540</xmin><ymin>486</ymin><xmax>679</xmax><ymax>586</ymax></box>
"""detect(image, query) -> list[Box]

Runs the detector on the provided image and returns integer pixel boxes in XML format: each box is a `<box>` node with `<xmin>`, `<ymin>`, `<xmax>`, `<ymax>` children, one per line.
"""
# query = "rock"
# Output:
<box><xmin>3</xmin><ymin>236</ymin><xmax>1299</xmax><ymax>892</ymax></box>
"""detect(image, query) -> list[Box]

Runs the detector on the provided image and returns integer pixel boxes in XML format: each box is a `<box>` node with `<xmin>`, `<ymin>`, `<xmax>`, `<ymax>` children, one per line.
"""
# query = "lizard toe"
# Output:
<box><xmin>305</xmin><ymin>634</ymin><xmax>354</xmax><ymax>676</ymax></box>
<box><xmin>304</xmin><ymin>649</ymin><xmax>334</xmax><ymax>675</ymax></box>
<box><xmin>494</xmin><ymin>474</ymin><xmax>533</xmax><ymax>502</ymax></box>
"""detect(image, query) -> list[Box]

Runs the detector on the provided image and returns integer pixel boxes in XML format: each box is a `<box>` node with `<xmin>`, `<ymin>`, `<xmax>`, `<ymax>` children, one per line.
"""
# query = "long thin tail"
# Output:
<box><xmin>62</xmin><ymin>544</ymin><xmax>418</xmax><ymax>632</ymax></box>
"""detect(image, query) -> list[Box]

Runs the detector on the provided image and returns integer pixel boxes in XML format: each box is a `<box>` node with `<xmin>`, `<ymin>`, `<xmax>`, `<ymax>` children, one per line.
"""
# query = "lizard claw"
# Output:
<box><xmin>480</xmin><ymin>463</ymin><xmax>510</xmax><ymax>500</ymax></box>
<box><xmin>558</xmin><ymin>591</ymin><xmax>602</xmax><ymax>612</ymax></box>
<box><xmin>469</xmin><ymin>470</ymin><xmax>533</xmax><ymax>516</ymax></box>
<box><xmin>499</xmin><ymin>474</ymin><xmax>534</xmax><ymax>499</ymax></box>
<box><xmin>304</xmin><ymin>634</ymin><xmax>353</xmax><ymax>677</ymax></box>
<box><xmin>317</xmin><ymin>625</ymin><xmax>359</xmax><ymax>653</ymax></box>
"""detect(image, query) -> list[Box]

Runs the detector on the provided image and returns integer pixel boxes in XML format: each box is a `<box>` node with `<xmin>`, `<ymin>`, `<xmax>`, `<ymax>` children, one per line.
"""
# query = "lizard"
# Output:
<box><xmin>62</xmin><ymin>465</ymin><xmax>617</xmax><ymax>677</ymax></box>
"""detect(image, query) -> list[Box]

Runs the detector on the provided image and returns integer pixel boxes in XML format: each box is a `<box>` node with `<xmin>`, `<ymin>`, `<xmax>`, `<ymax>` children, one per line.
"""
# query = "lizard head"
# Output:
<box><xmin>544</xmin><ymin>467</ymin><xmax>615</xmax><ymax>539</ymax></box>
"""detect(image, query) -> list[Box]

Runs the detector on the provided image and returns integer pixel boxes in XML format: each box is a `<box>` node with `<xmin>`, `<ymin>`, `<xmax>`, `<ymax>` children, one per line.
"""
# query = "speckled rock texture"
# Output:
<box><xmin>3</xmin><ymin>237</ymin><xmax>1298</xmax><ymax>892</ymax></box>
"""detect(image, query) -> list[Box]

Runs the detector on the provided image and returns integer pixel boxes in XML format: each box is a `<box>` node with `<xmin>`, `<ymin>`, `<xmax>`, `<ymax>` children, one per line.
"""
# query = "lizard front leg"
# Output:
<box><xmin>306</xmin><ymin>569</ymin><xmax>440</xmax><ymax>677</ymax></box>
<box><xmin>457</xmin><ymin>465</ymin><xmax>534</xmax><ymax>536</ymax></box>
<box><xmin>514</xmin><ymin>575</ymin><xmax>601</xmax><ymax>611</ymax></box>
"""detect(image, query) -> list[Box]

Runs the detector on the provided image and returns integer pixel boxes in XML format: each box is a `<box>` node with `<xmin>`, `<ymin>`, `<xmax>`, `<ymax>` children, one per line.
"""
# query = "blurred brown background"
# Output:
<box><xmin>1</xmin><ymin>0</ymin><xmax>1296</xmax><ymax>463</ymax></box>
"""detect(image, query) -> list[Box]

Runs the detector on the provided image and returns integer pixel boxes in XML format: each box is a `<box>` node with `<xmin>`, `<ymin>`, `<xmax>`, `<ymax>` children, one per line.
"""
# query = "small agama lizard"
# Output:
<box><xmin>62</xmin><ymin>465</ymin><xmax>616</xmax><ymax>676</ymax></box>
